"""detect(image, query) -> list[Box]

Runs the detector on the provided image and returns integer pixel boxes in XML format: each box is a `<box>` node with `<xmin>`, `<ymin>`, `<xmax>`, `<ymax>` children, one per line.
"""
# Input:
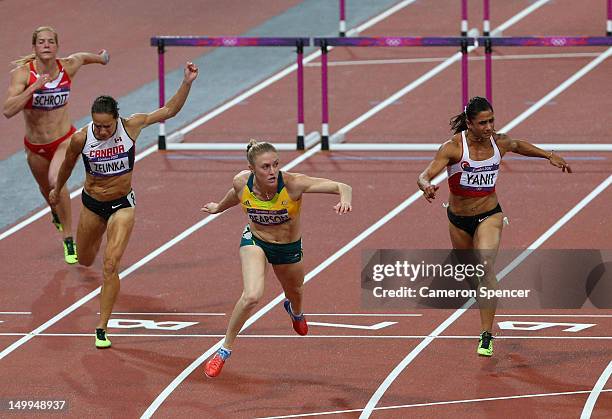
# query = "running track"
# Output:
<box><xmin>1</xmin><ymin>1</ymin><xmax>610</xmax><ymax>418</ymax></box>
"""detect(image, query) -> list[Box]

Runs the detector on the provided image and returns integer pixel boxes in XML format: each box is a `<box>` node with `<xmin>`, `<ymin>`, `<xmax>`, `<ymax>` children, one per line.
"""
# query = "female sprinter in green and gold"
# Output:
<box><xmin>201</xmin><ymin>140</ymin><xmax>352</xmax><ymax>378</ymax></box>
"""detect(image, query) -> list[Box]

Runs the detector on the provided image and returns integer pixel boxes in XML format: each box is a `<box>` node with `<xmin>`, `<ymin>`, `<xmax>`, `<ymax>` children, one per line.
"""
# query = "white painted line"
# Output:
<box><xmin>360</xmin><ymin>174</ymin><xmax>612</xmax><ymax>418</ymax></box>
<box><xmin>0</xmin><ymin>147</ymin><xmax>320</xmax><ymax>363</ymax></box>
<box><xmin>330</xmin><ymin>0</ymin><xmax>551</xmax><ymax>141</ymax></box>
<box><xmin>307</xmin><ymin>321</ymin><xmax>397</xmax><ymax>330</ymax></box>
<box><xmin>306</xmin><ymin>313</ymin><xmax>423</xmax><ymax>317</ymax></box>
<box><xmin>143</xmin><ymin>3</ymin><xmax>557</xmax><ymax>415</ymax></box>
<box><xmin>101</xmin><ymin>312</ymin><xmax>226</xmax><ymax>316</ymax></box>
<box><xmin>167</xmin><ymin>0</ymin><xmax>419</xmax><ymax>140</ymax></box>
<box><xmin>0</xmin><ymin>312</ymin><xmax>31</xmax><ymax>315</ymax></box>
<box><xmin>359</xmin><ymin>44</ymin><xmax>612</xmax><ymax>417</ymax></box>
<box><xmin>503</xmin><ymin>47</ymin><xmax>612</xmax><ymax>133</ymax></box>
<box><xmin>141</xmin><ymin>169</ymin><xmax>448</xmax><ymax>418</ymax></box>
<box><xmin>304</xmin><ymin>52</ymin><xmax>602</xmax><ymax>67</ymax></box>
<box><xmin>0</xmin><ymin>146</ymin><xmax>157</xmax><ymax>241</ymax></box>
<box><xmin>1</xmin><ymin>333</ymin><xmax>612</xmax><ymax>340</ymax></box>
<box><xmin>581</xmin><ymin>360</ymin><xmax>612</xmax><ymax>419</ymax></box>
<box><xmin>496</xmin><ymin>314</ymin><xmax>612</xmax><ymax>318</ymax></box>
<box><xmin>257</xmin><ymin>389</ymin><xmax>612</xmax><ymax>419</ymax></box>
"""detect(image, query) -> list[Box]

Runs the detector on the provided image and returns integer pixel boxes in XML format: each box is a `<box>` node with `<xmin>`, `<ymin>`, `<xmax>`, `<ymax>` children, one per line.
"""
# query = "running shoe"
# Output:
<box><xmin>51</xmin><ymin>211</ymin><xmax>63</xmax><ymax>232</ymax></box>
<box><xmin>477</xmin><ymin>331</ymin><xmax>494</xmax><ymax>356</ymax></box>
<box><xmin>95</xmin><ymin>328</ymin><xmax>112</xmax><ymax>349</ymax></box>
<box><xmin>284</xmin><ymin>299</ymin><xmax>308</xmax><ymax>336</ymax></box>
<box><xmin>204</xmin><ymin>347</ymin><xmax>231</xmax><ymax>378</ymax></box>
<box><xmin>63</xmin><ymin>237</ymin><xmax>78</xmax><ymax>264</ymax></box>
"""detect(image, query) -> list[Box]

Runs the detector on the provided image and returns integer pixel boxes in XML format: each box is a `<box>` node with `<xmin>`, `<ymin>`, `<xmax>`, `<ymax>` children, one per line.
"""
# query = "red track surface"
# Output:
<box><xmin>1</xmin><ymin>1</ymin><xmax>610</xmax><ymax>418</ymax></box>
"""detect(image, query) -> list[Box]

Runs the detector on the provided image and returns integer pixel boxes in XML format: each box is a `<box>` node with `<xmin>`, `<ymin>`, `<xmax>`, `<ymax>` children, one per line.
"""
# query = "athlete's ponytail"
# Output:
<box><xmin>246</xmin><ymin>139</ymin><xmax>277</xmax><ymax>166</ymax></box>
<box><xmin>12</xmin><ymin>26</ymin><xmax>58</xmax><ymax>67</ymax></box>
<box><xmin>449</xmin><ymin>96</ymin><xmax>493</xmax><ymax>134</ymax></box>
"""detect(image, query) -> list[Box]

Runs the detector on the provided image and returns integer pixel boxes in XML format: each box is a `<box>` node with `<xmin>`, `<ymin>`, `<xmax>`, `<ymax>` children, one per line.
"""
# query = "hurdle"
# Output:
<box><xmin>314</xmin><ymin>37</ymin><xmax>475</xmax><ymax>150</ymax></box>
<box><xmin>482</xmin><ymin>36</ymin><xmax>612</xmax><ymax>106</ymax></box>
<box><xmin>150</xmin><ymin>36</ymin><xmax>310</xmax><ymax>151</ymax></box>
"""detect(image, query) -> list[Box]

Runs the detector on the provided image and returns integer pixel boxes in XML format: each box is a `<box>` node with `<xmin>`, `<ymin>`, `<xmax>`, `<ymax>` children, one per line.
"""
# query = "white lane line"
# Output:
<box><xmin>330</xmin><ymin>0</ymin><xmax>552</xmax><ymax>141</ymax></box>
<box><xmin>0</xmin><ymin>3</ymin><xmax>424</xmax><ymax>243</ymax></box>
<box><xmin>101</xmin><ymin>312</ymin><xmax>226</xmax><ymax>316</ymax></box>
<box><xmin>140</xmin><ymin>169</ymin><xmax>448</xmax><ymax>418</ymax></box>
<box><xmin>0</xmin><ymin>146</ymin><xmax>321</xmax><ymax>363</ymax></box>
<box><xmin>0</xmin><ymin>146</ymin><xmax>157</xmax><ymax>241</ymax></box>
<box><xmin>0</xmin><ymin>312</ymin><xmax>31</xmax><ymax>315</ymax></box>
<box><xmin>581</xmin><ymin>360</ymin><xmax>612</xmax><ymax>419</ymax></box>
<box><xmin>359</xmin><ymin>44</ymin><xmax>612</xmax><ymax>417</ymax></box>
<box><xmin>167</xmin><ymin>0</ymin><xmax>419</xmax><ymax>140</ymax></box>
<box><xmin>258</xmin><ymin>389</ymin><xmax>612</xmax><ymax>419</ymax></box>
<box><xmin>306</xmin><ymin>313</ymin><xmax>423</xmax><ymax>317</ymax></box>
<box><xmin>305</xmin><ymin>52</ymin><xmax>602</xmax><ymax>67</ymax></box>
<box><xmin>502</xmin><ymin>47</ymin><xmax>612</xmax><ymax>133</ymax></box>
<box><xmin>142</xmin><ymin>2</ymin><xmax>556</xmax><ymax>416</ymax></box>
<box><xmin>2</xmin><ymin>333</ymin><xmax>611</xmax><ymax>340</ymax></box>
<box><xmin>496</xmin><ymin>314</ymin><xmax>612</xmax><ymax>318</ymax></box>
<box><xmin>360</xmin><ymin>174</ymin><xmax>612</xmax><ymax>418</ymax></box>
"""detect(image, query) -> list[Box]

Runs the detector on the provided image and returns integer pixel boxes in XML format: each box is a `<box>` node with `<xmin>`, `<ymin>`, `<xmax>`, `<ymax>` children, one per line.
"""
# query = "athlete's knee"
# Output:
<box><xmin>102</xmin><ymin>256</ymin><xmax>120</xmax><ymax>278</ymax></box>
<box><xmin>240</xmin><ymin>291</ymin><xmax>262</xmax><ymax>309</ymax></box>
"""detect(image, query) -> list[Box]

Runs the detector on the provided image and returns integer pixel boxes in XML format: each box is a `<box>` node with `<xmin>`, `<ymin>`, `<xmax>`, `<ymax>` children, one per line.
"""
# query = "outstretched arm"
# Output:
<box><xmin>291</xmin><ymin>174</ymin><xmax>352</xmax><ymax>214</ymax></box>
<box><xmin>201</xmin><ymin>174</ymin><xmax>244</xmax><ymax>215</ymax></box>
<box><xmin>62</xmin><ymin>50</ymin><xmax>110</xmax><ymax>76</ymax></box>
<box><xmin>496</xmin><ymin>133</ymin><xmax>572</xmax><ymax>173</ymax></box>
<box><xmin>49</xmin><ymin>130</ymin><xmax>86</xmax><ymax>206</ymax></box>
<box><xmin>123</xmin><ymin>62</ymin><xmax>199</xmax><ymax>139</ymax></box>
<box><xmin>2</xmin><ymin>67</ymin><xmax>49</xmax><ymax>118</ymax></box>
<box><xmin>417</xmin><ymin>140</ymin><xmax>455</xmax><ymax>202</ymax></box>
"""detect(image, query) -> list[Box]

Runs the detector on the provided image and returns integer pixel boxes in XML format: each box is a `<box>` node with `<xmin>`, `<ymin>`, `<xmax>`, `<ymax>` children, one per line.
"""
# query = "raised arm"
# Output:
<box><xmin>290</xmin><ymin>173</ymin><xmax>352</xmax><ymax>214</ymax></box>
<box><xmin>496</xmin><ymin>133</ymin><xmax>572</xmax><ymax>173</ymax></box>
<box><xmin>417</xmin><ymin>140</ymin><xmax>457</xmax><ymax>202</ymax></box>
<box><xmin>62</xmin><ymin>49</ymin><xmax>110</xmax><ymax>77</ymax></box>
<box><xmin>123</xmin><ymin>62</ymin><xmax>199</xmax><ymax>139</ymax></box>
<box><xmin>201</xmin><ymin>173</ymin><xmax>244</xmax><ymax>215</ymax></box>
<box><xmin>49</xmin><ymin>130</ymin><xmax>86</xmax><ymax>206</ymax></box>
<box><xmin>2</xmin><ymin>66</ymin><xmax>49</xmax><ymax>118</ymax></box>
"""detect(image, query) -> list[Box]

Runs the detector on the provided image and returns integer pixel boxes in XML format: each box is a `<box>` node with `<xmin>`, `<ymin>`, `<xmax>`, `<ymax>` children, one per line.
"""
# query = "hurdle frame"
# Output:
<box><xmin>314</xmin><ymin>37</ymin><xmax>475</xmax><ymax>150</ymax></box>
<box><xmin>150</xmin><ymin>36</ymin><xmax>310</xmax><ymax>151</ymax></box>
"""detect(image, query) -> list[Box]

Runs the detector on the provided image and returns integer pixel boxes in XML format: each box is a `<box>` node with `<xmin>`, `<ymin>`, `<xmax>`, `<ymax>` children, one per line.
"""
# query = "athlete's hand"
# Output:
<box><xmin>99</xmin><ymin>49</ymin><xmax>110</xmax><ymax>65</ymax></box>
<box><xmin>422</xmin><ymin>185</ymin><xmax>439</xmax><ymax>202</ymax></box>
<box><xmin>49</xmin><ymin>188</ymin><xmax>58</xmax><ymax>207</ymax></box>
<box><xmin>32</xmin><ymin>74</ymin><xmax>50</xmax><ymax>90</ymax></box>
<box><xmin>549</xmin><ymin>152</ymin><xmax>572</xmax><ymax>173</ymax></box>
<box><xmin>334</xmin><ymin>201</ymin><xmax>352</xmax><ymax>215</ymax></box>
<box><xmin>184</xmin><ymin>62</ymin><xmax>199</xmax><ymax>84</ymax></box>
<box><xmin>201</xmin><ymin>202</ymin><xmax>219</xmax><ymax>214</ymax></box>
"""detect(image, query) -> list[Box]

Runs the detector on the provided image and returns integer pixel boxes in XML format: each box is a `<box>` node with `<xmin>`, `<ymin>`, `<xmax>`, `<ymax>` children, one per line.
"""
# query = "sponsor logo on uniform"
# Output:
<box><xmin>243</xmin><ymin>200</ymin><xmax>251</xmax><ymax>207</ymax></box>
<box><xmin>461</xmin><ymin>161</ymin><xmax>470</xmax><ymax>170</ymax></box>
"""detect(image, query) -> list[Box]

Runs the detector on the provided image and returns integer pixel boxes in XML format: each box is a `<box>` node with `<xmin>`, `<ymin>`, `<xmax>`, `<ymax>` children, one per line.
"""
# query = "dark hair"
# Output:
<box><xmin>246</xmin><ymin>139</ymin><xmax>277</xmax><ymax>165</ymax></box>
<box><xmin>91</xmin><ymin>96</ymin><xmax>119</xmax><ymax>119</ymax></box>
<box><xmin>449</xmin><ymin>96</ymin><xmax>493</xmax><ymax>134</ymax></box>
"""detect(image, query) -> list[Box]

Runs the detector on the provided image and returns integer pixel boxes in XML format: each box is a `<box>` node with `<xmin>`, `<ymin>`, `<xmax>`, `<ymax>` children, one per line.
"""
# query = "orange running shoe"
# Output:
<box><xmin>204</xmin><ymin>347</ymin><xmax>231</xmax><ymax>378</ymax></box>
<box><xmin>284</xmin><ymin>299</ymin><xmax>308</xmax><ymax>336</ymax></box>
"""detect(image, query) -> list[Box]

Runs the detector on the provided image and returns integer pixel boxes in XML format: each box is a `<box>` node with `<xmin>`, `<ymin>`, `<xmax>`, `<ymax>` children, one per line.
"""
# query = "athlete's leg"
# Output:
<box><xmin>273</xmin><ymin>262</ymin><xmax>305</xmax><ymax>315</ymax></box>
<box><xmin>473</xmin><ymin>213</ymin><xmax>504</xmax><ymax>333</ymax></box>
<box><xmin>25</xmin><ymin>150</ymin><xmax>55</xmax><ymax>220</ymax></box>
<box><xmin>76</xmin><ymin>206</ymin><xmax>107</xmax><ymax>267</ymax></box>
<box><xmin>223</xmin><ymin>246</ymin><xmax>268</xmax><ymax>350</ymax></box>
<box><xmin>97</xmin><ymin>207</ymin><xmax>135</xmax><ymax>330</ymax></box>
<box><xmin>48</xmin><ymin>140</ymin><xmax>73</xmax><ymax>238</ymax></box>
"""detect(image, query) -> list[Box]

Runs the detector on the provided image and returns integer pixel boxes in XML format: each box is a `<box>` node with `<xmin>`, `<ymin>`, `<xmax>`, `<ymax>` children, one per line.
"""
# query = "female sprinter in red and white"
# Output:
<box><xmin>3</xmin><ymin>26</ymin><xmax>109</xmax><ymax>264</ymax></box>
<box><xmin>417</xmin><ymin>96</ymin><xmax>571</xmax><ymax>357</ymax></box>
